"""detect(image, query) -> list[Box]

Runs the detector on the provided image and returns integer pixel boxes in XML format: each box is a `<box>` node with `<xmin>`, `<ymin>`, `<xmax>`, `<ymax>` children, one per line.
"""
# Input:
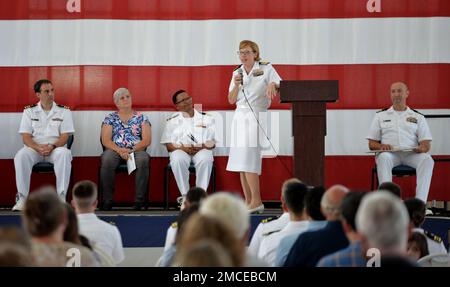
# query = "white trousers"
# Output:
<box><xmin>376</xmin><ymin>152</ymin><xmax>434</xmax><ymax>202</ymax></box>
<box><xmin>169</xmin><ymin>149</ymin><xmax>213</xmax><ymax>196</ymax></box>
<box><xmin>14</xmin><ymin>146</ymin><xmax>72</xmax><ymax>199</ymax></box>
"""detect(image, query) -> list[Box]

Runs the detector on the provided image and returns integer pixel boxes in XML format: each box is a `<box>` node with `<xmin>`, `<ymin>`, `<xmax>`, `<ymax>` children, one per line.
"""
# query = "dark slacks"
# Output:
<box><xmin>100</xmin><ymin>149</ymin><xmax>150</xmax><ymax>204</ymax></box>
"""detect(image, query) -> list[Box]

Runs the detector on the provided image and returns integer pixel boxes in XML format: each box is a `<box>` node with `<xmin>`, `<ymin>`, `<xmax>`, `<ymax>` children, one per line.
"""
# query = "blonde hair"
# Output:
<box><xmin>239</xmin><ymin>40</ymin><xmax>261</xmax><ymax>61</ymax></box>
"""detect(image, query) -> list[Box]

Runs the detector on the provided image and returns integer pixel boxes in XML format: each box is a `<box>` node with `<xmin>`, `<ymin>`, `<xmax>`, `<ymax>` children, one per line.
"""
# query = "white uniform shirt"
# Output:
<box><xmin>248</xmin><ymin>213</ymin><xmax>289</xmax><ymax>256</ymax></box>
<box><xmin>77</xmin><ymin>213</ymin><xmax>125</xmax><ymax>264</ymax></box>
<box><xmin>160</xmin><ymin>109</ymin><xmax>215</xmax><ymax>146</ymax></box>
<box><xmin>366</xmin><ymin>106</ymin><xmax>432</xmax><ymax>149</ymax></box>
<box><xmin>18</xmin><ymin>101</ymin><xmax>75</xmax><ymax>145</ymax></box>
<box><xmin>229</xmin><ymin>62</ymin><xmax>282</xmax><ymax>110</ymax></box>
<box><xmin>413</xmin><ymin>228</ymin><xmax>447</xmax><ymax>255</ymax></box>
<box><xmin>258</xmin><ymin>220</ymin><xmax>310</xmax><ymax>266</ymax></box>
<box><xmin>163</xmin><ymin>225</ymin><xmax>178</xmax><ymax>252</ymax></box>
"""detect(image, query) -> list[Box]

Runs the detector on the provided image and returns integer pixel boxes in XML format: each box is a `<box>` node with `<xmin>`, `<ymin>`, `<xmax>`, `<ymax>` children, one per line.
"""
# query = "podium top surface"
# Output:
<box><xmin>280</xmin><ymin>80</ymin><xmax>339</xmax><ymax>103</ymax></box>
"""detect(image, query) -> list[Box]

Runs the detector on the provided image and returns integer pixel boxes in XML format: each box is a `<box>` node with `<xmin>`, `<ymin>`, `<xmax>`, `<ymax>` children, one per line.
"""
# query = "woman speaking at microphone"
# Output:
<box><xmin>226</xmin><ymin>40</ymin><xmax>282</xmax><ymax>214</ymax></box>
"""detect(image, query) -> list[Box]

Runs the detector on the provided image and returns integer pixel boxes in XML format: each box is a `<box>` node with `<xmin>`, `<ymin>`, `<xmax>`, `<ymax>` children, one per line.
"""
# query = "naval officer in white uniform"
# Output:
<box><xmin>161</xmin><ymin>90</ymin><xmax>215</xmax><ymax>201</ymax></box>
<box><xmin>13</xmin><ymin>79</ymin><xmax>75</xmax><ymax>211</ymax></box>
<box><xmin>367</xmin><ymin>81</ymin><xmax>434</xmax><ymax>202</ymax></box>
<box><xmin>226</xmin><ymin>40</ymin><xmax>282</xmax><ymax>213</ymax></box>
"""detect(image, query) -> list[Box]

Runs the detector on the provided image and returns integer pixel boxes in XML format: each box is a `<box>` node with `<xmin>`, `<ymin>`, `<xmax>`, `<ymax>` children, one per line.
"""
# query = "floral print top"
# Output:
<box><xmin>103</xmin><ymin>111</ymin><xmax>150</xmax><ymax>148</ymax></box>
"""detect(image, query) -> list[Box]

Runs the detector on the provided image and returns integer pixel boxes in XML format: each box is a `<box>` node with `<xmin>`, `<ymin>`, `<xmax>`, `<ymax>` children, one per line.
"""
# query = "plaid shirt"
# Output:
<box><xmin>316</xmin><ymin>241</ymin><xmax>366</xmax><ymax>267</ymax></box>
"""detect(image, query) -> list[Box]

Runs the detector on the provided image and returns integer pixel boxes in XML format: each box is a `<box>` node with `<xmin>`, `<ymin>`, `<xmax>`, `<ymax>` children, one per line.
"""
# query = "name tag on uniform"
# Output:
<box><xmin>252</xmin><ymin>69</ymin><xmax>264</xmax><ymax>77</ymax></box>
<box><xmin>196</xmin><ymin>124</ymin><xmax>207</xmax><ymax>128</ymax></box>
<box><xmin>52</xmin><ymin>118</ymin><xmax>63</xmax><ymax>122</ymax></box>
<box><xmin>31</xmin><ymin>118</ymin><xmax>39</xmax><ymax>121</ymax></box>
<box><xmin>383</xmin><ymin>120</ymin><xmax>391</xmax><ymax>122</ymax></box>
<box><xmin>406</xmin><ymin>117</ymin><xmax>417</xmax><ymax>124</ymax></box>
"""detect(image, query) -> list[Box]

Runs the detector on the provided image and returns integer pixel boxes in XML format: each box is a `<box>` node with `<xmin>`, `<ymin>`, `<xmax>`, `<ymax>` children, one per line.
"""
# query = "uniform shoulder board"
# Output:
<box><xmin>262</xmin><ymin>229</ymin><xmax>282</xmax><ymax>237</ymax></box>
<box><xmin>166</xmin><ymin>113</ymin><xmax>180</xmax><ymax>121</ymax></box>
<box><xmin>424</xmin><ymin>231</ymin><xmax>442</xmax><ymax>243</ymax></box>
<box><xmin>410</xmin><ymin>108</ymin><xmax>424</xmax><ymax>116</ymax></box>
<box><xmin>199</xmin><ymin>111</ymin><xmax>211</xmax><ymax>116</ymax></box>
<box><xmin>56</xmin><ymin>104</ymin><xmax>70</xmax><ymax>109</ymax></box>
<box><xmin>233</xmin><ymin>64</ymin><xmax>243</xmax><ymax>71</ymax></box>
<box><xmin>259</xmin><ymin>61</ymin><xmax>270</xmax><ymax>65</ymax></box>
<box><xmin>171</xmin><ymin>222</ymin><xmax>178</xmax><ymax>228</ymax></box>
<box><xmin>24</xmin><ymin>103</ymin><xmax>37</xmax><ymax>109</ymax></box>
<box><xmin>376</xmin><ymin>107</ymin><xmax>389</xmax><ymax>113</ymax></box>
<box><xmin>261</xmin><ymin>215</ymin><xmax>279</xmax><ymax>224</ymax></box>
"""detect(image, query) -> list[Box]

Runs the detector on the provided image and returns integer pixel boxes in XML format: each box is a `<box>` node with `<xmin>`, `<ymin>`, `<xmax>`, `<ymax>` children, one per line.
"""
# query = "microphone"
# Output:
<box><xmin>238</xmin><ymin>68</ymin><xmax>244</xmax><ymax>86</ymax></box>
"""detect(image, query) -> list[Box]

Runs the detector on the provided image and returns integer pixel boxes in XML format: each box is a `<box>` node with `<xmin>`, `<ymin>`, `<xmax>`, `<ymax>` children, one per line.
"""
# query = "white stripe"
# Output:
<box><xmin>1</xmin><ymin>109</ymin><xmax>449</xmax><ymax>159</ymax></box>
<box><xmin>0</xmin><ymin>17</ymin><xmax>449</xmax><ymax>67</ymax></box>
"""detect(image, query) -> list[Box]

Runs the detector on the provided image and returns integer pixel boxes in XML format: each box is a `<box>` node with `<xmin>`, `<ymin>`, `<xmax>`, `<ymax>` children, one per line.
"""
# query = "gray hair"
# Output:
<box><xmin>320</xmin><ymin>185</ymin><xmax>349</xmax><ymax>219</ymax></box>
<box><xmin>356</xmin><ymin>191</ymin><xmax>409</xmax><ymax>252</ymax></box>
<box><xmin>113</xmin><ymin>87</ymin><xmax>130</xmax><ymax>103</ymax></box>
<box><xmin>199</xmin><ymin>192</ymin><xmax>249</xmax><ymax>240</ymax></box>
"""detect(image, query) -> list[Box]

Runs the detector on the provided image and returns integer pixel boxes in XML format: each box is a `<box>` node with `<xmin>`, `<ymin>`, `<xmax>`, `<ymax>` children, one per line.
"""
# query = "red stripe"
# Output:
<box><xmin>1</xmin><ymin>64</ymin><xmax>449</xmax><ymax>112</ymax></box>
<box><xmin>1</xmin><ymin>0</ymin><xmax>449</xmax><ymax>20</ymax></box>
<box><xmin>1</xmin><ymin>156</ymin><xmax>449</xmax><ymax>205</ymax></box>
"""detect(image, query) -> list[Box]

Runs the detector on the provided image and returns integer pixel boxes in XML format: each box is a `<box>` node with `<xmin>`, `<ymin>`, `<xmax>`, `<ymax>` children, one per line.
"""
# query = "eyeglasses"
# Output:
<box><xmin>237</xmin><ymin>50</ymin><xmax>254</xmax><ymax>56</ymax></box>
<box><xmin>175</xmin><ymin>96</ymin><xmax>192</xmax><ymax>105</ymax></box>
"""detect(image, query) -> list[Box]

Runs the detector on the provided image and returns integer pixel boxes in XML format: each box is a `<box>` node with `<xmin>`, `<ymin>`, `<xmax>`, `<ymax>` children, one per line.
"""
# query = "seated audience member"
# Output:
<box><xmin>378</xmin><ymin>182</ymin><xmax>402</xmax><ymax>198</ymax></box>
<box><xmin>100</xmin><ymin>87</ymin><xmax>151</xmax><ymax>211</ymax></box>
<box><xmin>72</xmin><ymin>180</ymin><xmax>125</xmax><ymax>265</ymax></box>
<box><xmin>157</xmin><ymin>205</ymin><xmax>200</xmax><ymax>267</ymax></box>
<box><xmin>284</xmin><ymin>185</ymin><xmax>349</xmax><ymax>267</ymax></box>
<box><xmin>63</xmin><ymin>203</ymin><xmax>92</xmax><ymax>250</ymax></box>
<box><xmin>258</xmin><ymin>179</ymin><xmax>309</xmax><ymax>266</ymax></box>
<box><xmin>356</xmin><ymin>191</ymin><xmax>417</xmax><ymax>267</ymax></box>
<box><xmin>407</xmin><ymin>232</ymin><xmax>429</xmax><ymax>261</ymax></box>
<box><xmin>160</xmin><ymin>90</ymin><xmax>216</xmax><ymax>204</ymax></box>
<box><xmin>172</xmin><ymin>213</ymin><xmax>243</xmax><ymax>267</ymax></box>
<box><xmin>317</xmin><ymin>191</ymin><xmax>368</xmax><ymax>267</ymax></box>
<box><xmin>22</xmin><ymin>187</ymin><xmax>98</xmax><ymax>267</ymax></box>
<box><xmin>164</xmin><ymin>187</ymin><xmax>207</xmax><ymax>252</ymax></box>
<box><xmin>0</xmin><ymin>226</ymin><xmax>32</xmax><ymax>266</ymax></box>
<box><xmin>274</xmin><ymin>186</ymin><xmax>327</xmax><ymax>266</ymax></box>
<box><xmin>13</xmin><ymin>79</ymin><xmax>75</xmax><ymax>211</ymax></box>
<box><xmin>200</xmin><ymin>192</ymin><xmax>268</xmax><ymax>267</ymax></box>
<box><xmin>367</xmin><ymin>81</ymin><xmax>434</xmax><ymax>203</ymax></box>
<box><xmin>173</xmin><ymin>239</ymin><xmax>233</xmax><ymax>267</ymax></box>
<box><xmin>249</xmin><ymin>212</ymin><xmax>289</xmax><ymax>256</ymax></box>
<box><xmin>404</xmin><ymin>198</ymin><xmax>447</xmax><ymax>254</ymax></box>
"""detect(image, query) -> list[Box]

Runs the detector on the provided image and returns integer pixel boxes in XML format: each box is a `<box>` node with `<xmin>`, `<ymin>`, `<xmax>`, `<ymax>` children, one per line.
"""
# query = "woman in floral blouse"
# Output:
<box><xmin>100</xmin><ymin>87</ymin><xmax>152</xmax><ymax>211</ymax></box>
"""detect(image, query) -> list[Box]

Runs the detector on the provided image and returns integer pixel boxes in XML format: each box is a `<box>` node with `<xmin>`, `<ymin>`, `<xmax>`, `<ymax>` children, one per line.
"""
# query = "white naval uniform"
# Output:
<box><xmin>163</xmin><ymin>223</ymin><xmax>178</xmax><ymax>252</ymax></box>
<box><xmin>14</xmin><ymin>102</ymin><xmax>74</xmax><ymax>200</ymax></box>
<box><xmin>258</xmin><ymin>220</ymin><xmax>310</xmax><ymax>266</ymax></box>
<box><xmin>413</xmin><ymin>228</ymin><xmax>447</xmax><ymax>255</ymax></box>
<box><xmin>160</xmin><ymin>109</ymin><xmax>215</xmax><ymax>196</ymax></box>
<box><xmin>226</xmin><ymin>61</ymin><xmax>281</xmax><ymax>175</ymax></box>
<box><xmin>367</xmin><ymin>106</ymin><xmax>434</xmax><ymax>202</ymax></box>
<box><xmin>248</xmin><ymin>212</ymin><xmax>289</xmax><ymax>256</ymax></box>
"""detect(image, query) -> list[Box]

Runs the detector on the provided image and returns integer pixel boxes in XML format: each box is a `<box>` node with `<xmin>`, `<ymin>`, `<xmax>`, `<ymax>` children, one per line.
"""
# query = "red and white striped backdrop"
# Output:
<box><xmin>0</xmin><ymin>0</ymin><xmax>449</xmax><ymax>204</ymax></box>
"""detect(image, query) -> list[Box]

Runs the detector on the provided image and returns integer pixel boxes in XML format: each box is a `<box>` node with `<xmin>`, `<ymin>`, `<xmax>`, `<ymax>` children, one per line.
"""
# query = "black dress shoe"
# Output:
<box><xmin>101</xmin><ymin>202</ymin><xmax>113</xmax><ymax>211</ymax></box>
<box><xmin>133</xmin><ymin>202</ymin><xmax>143</xmax><ymax>211</ymax></box>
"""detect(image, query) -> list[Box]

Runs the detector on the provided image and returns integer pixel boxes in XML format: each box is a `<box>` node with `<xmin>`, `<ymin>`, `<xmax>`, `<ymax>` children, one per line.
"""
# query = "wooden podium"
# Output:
<box><xmin>280</xmin><ymin>80</ymin><xmax>338</xmax><ymax>187</ymax></box>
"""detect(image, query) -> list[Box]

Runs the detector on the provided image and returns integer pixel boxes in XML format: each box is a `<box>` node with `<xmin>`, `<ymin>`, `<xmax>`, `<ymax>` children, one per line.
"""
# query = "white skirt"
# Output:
<box><xmin>226</xmin><ymin>108</ymin><xmax>265</xmax><ymax>175</ymax></box>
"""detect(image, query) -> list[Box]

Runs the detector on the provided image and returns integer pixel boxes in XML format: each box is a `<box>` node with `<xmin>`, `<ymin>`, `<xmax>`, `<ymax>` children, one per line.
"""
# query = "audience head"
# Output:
<box><xmin>174</xmin><ymin>239</ymin><xmax>233</xmax><ymax>267</ymax></box>
<box><xmin>72</xmin><ymin>180</ymin><xmax>98</xmax><ymax>212</ymax></box>
<box><xmin>341</xmin><ymin>191</ymin><xmax>368</xmax><ymax>232</ymax></box>
<box><xmin>175</xmin><ymin>213</ymin><xmax>243</xmax><ymax>267</ymax></box>
<box><xmin>184</xmin><ymin>187</ymin><xmax>207</xmax><ymax>208</ymax></box>
<box><xmin>378</xmin><ymin>182</ymin><xmax>402</xmax><ymax>198</ymax></box>
<box><xmin>407</xmin><ymin>232</ymin><xmax>429</xmax><ymax>260</ymax></box>
<box><xmin>356</xmin><ymin>191</ymin><xmax>410</xmax><ymax>254</ymax></box>
<box><xmin>0</xmin><ymin>226</ymin><xmax>32</xmax><ymax>267</ymax></box>
<box><xmin>304</xmin><ymin>186</ymin><xmax>326</xmax><ymax>221</ymax></box>
<box><xmin>404</xmin><ymin>198</ymin><xmax>426</xmax><ymax>228</ymax></box>
<box><xmin>281</xmin><ymin>178</ymin><xmax>309</xmax><ymax>216</ymax></box>
<box><xmin>321</xmin><ymin>185</ymin><xmax>349</xmax><ymax>220</ymax></box>
<box><xmin>199</xmin><ymin>192</ymin><xmax>249</xmax><ymax>241</ymax></box>
<box><xmin>22</xmin><ymin>186</ymin><xmax>66</xmax><ymax>238</ymax></box>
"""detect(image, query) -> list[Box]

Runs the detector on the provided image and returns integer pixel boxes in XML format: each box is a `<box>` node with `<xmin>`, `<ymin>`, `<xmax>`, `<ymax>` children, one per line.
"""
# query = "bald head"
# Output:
<box><xmin>321</xmin><ymin>185</ymin><xmax>349</xmax><ymax>220</ymax></box>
